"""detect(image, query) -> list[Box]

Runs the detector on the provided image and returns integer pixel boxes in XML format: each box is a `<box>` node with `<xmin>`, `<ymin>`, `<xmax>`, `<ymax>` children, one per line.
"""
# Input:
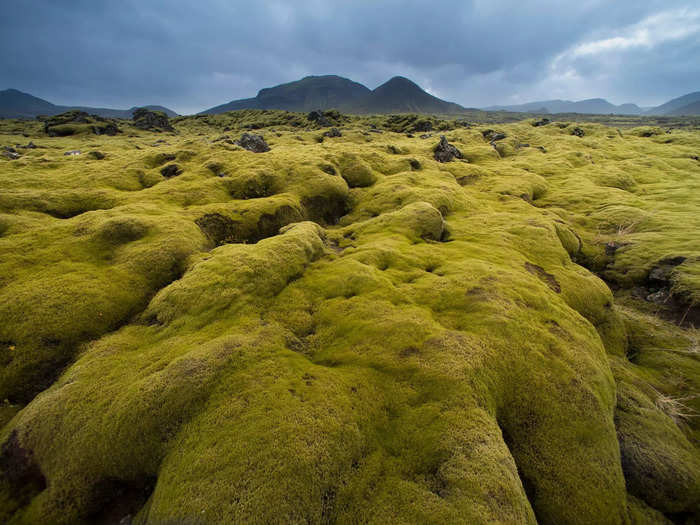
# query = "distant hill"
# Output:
<box><xmin>647</xmin><ymin>92</ymin><xmax>700</xmax><ymax>115</ymax></box>
<box><xmin>486</xmin><ymin>92</ymin><xmax>700</xmax><ymax>116</ymax></box>
<box><xmin>484</xmin><ymin>98</ymin><xmax>643</xmax><ymax>115</ymax></box>
<box><xmin>0</xmin><ymin>88</ymin><xmax>178</xmax><ymax>119</ymax></box>
<box><xmin>200</xmin><ymin>75</ymin><xmax>465</xmax><ymax>115</ymax></box>
<box><xmin>666</xmin><ymin>100</ymin><xmax>700</xmax><ymax>116</ymax></box>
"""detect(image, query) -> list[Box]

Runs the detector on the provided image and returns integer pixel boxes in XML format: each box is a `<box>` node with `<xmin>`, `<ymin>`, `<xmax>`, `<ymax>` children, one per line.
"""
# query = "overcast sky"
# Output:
<box><xmin>2</xmin><ymin>0</ymin><xmax>699</xmax><ymax>114</ymax></box>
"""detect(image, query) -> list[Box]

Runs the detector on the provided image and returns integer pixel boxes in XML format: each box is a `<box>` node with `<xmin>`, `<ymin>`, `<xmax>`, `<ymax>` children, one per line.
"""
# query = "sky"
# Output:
<box><xmin>2</xmin><ymin>0</ymin><xmax>699</xmax><ymax>114</ymax></box>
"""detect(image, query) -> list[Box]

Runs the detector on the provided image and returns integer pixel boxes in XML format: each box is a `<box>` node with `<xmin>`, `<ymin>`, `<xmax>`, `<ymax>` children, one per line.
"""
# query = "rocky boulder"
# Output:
<box><xmin>434</xmin><ymin>135</ymin><xmax>462</xmax><ymax>163</ymax></box>
<box><xmin>571</xmin><ymin>127</ymin><xmax>585</xmax><ymax>137</ymax></box>
<box><xmin>235</xmin><ymin>133</ymin><xmax>270</xmax><ymax>153</ymax></box>
<box><xmin>307</xmin><ymin>110</ymin><xmax>332</xmax><ymax>127</ymax></box>
<box><xmin>482</xmin><ymin>129</ymin><xmax>506</xmax><ymax>142</ymax></box>
<box><xmin>132</xmin><ymin>108</ymin><xmax>174</xmax><ymax>132</ymax></box>
<box><xmin>533</xmin><ymin>118</ymin><xmax>550</xmax><ymax>127</ymax></box>
<box><xmin>43</xmin><ymin>111</ymin><xmax>119</xmax><ymax>137</ymax></box>
<box><xmin>323</xmin><ymin>128</ymin><xmax>342</xmax><ymax>138</ymax></box>
<box><xmin>160</xmin><ymin>164</ymin><xmax>183</xmax><ymax>178</ymax></box>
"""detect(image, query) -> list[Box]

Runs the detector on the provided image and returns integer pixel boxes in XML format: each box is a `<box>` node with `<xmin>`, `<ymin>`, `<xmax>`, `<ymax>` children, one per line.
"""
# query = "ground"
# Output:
<box><xmin>0</xmin><ymin>110</ymin><xmax>698</xmax><ymax>524</ymax></box>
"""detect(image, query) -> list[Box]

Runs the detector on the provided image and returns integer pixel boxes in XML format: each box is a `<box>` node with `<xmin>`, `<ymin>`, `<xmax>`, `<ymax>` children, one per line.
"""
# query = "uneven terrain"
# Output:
<box><xmin>0</xmin><ymin>110</ymin><xmax>699</xmax><ymax>524</ymax></box>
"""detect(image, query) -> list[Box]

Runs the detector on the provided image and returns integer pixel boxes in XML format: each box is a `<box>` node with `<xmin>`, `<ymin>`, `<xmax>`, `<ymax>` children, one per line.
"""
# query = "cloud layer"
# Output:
<box><xmin>2</xmin><ymin>0</ymin><xmax>698</xmax><ymax>113</ymax></box>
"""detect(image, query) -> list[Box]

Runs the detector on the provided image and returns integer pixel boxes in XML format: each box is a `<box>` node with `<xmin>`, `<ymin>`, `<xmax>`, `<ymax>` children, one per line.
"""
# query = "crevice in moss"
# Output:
<box><xmin>86</xmin><ymin>476</ymin><xmax>156</xmax><ymax>525</ymax></box>
<box><xmin>498</xmin><ymin>423</ymin><xmax>540</xmax><ymax>522</ymax></box>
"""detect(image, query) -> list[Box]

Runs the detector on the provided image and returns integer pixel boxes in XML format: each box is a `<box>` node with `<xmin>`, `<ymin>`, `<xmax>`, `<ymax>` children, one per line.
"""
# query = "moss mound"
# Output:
<box><xmin>0</xmin><ymin>112</ymin><xmax>698</xmax><ymax>524</ymax></box>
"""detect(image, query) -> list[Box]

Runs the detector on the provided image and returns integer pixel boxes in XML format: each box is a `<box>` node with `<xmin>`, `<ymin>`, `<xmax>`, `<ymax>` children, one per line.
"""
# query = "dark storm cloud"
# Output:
<box><xmin>2</xmin><ymin>0</ymin><xmax>698</xmax><ymax>113</ymax></box>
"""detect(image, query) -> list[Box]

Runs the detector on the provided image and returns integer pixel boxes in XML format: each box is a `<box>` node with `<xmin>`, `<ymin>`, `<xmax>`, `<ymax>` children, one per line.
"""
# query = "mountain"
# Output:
<box><xmin>484</xmin><ymin>98</ymin><xmax>643</xmax><ymax>115</ymax></box>
<box><xmin>358</xmin><ymin>76</ymin><xmax>465</xmax><ymax>114</ymax></box>
<box><xmin>666</xmin><ymin>100</ymin><xmax>700</xmax><ymax>116</ymax></box>
<box><xmin>648</xmin><ymin>92</ymin><xmax>700</xmax><ymax>115</ymax></box>
<box><xmin>0</xmin><ymin>88</ymin><xmax>178</xmax><ymax>119</ymax></box>
<box><xmin>203</xmin><ymin>75</ymin><xmax>370</xmax><ymax>114</ymax></box>
<box><xmin>0</xmin><ymin>89</ymin><xmax>57</xmax><ymax>118</ymax></box>
<box><xmin>200</xmin><ymin>75</ymin><xmax>465</xmax><ymax>115</ymax></box>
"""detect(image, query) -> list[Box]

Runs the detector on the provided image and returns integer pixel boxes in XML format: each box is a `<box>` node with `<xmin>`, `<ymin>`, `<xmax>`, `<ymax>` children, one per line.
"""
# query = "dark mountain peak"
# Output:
<box><xmin>257</xmin><ymin>75</ymin><xmax>370</xmax><ymax>98</ymax></box>
<box><xmin>374</xmin><ymin>76</ymin><xmax>423</xmax><ymax>93</ymax></box>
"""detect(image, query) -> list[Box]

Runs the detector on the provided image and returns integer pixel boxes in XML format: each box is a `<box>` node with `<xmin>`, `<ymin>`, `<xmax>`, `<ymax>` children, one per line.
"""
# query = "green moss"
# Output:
<box><xmin>0</xmin><ymin>112</ymin><xmax>698</xmax><ymax>524</ymax></box>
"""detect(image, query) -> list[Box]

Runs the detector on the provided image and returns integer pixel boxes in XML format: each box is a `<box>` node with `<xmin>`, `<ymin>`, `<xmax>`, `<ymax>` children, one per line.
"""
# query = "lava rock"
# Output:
<box><xmin>307</xmin><ymin>110</ymin><xmax>332</xmax><ymax>127</ymax></box>
<box><xmin>533</xmin><ymin>118</ymin><xmax>550</xmax><ymax>127</ymax></box>
<box><xmin>88</xmin><ymin>151</ymin><xmax>105</xmax><ymax>160</ymax></box>
<box><xmin>2</xmin><ymin>150</ymin><xmax>19</xmax><ymax>160</ymax></box>
<box><xmin>132</xmin><ymin>108</ymin><xmax>174</xmax><ymax>132</ymax></box>
<box><xmin>160</xmin><ymin>164</ymin><xmax>183</xmax><ymax>178</ymax></box>
<box><xmin>323</xmin><ymin>128</ymin><xmax>342</xmax><ymax>138</ymax></box>
<box><xmin>434</xmin><ymin>135</ymin><xmax>463</xmax><ymax>163</ymax></box>
<box><xmin>411</xmin><ymin>120</ymin><xmax>433</xmax><ymax>132</ymax></box>
<box><xmin>482</xmin><ymin>129</ymin><xmax>506</xmax><ymax>142</ymax></box>
<box><xmin>571</xmin><ymin>127</ymin><xmax>585</xmax><ymax>137</ymax></box>
<box><xmin>43</xmin><ymin>110</ymin><xmax>119</xmax><ymax>136</ymax></box>
<box><xmin>235</xmin><ymin>133</ymin><xmax>270</xmax><ymax>153</ymax></box>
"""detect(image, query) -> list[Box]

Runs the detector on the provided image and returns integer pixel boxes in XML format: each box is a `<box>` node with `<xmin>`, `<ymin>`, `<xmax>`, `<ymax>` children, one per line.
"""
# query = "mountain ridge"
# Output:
<box><xmin>0</xmin><ymin>88</ymin><xmax>178</xmax><ymax>119</ymax></box>
<box><xmin>200</xmin><ymin>75</ymin><xmax>466</xmax><ymax>115</ymax></box>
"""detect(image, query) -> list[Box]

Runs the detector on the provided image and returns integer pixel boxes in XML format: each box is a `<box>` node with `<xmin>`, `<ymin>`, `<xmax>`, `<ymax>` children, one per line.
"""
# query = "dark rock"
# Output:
<box><xmin>307</xmin><ymin>110</ymin><xmax>332</xmax><ymax>127</ymax></box>
<box><xmin>646</xmin><ymin>289</ymin><xmax>669</xmax><ymax>304</ymax></box>
<box><xmin>537</xmin><ymin>146</ymin><xmax>547</xmax><ymax>153</ymax></box>
<box><xmin>406</xmin><ymin>133</ymin><xmax>414</xmax><ymax>138</ymax></box>
<box><xmin>89</xmin><ymin>151</ymin><xmax>106</xmax><ymax>160</ymax></box>
<box><xmin>64</xmin><ymin>150</ymin><xmax>81</xmax><ymax>156</ymax></box>
<box><xmin>235</xmin><ymin>133</ymin><xmax>270</xmax><ymax>153</ymax></box>
<box><xmin>571</xmin><ymin>127</ymin><xmax>585</xmax><ymax>137</ymax></box>
<box><xmin>93</xmin><ymin>122</ymin><xmax>119</xmax><ymax>136</ymax></box>
<box><xmin>0</xmin><ymin>430</ymin><xmax>46</xmax><ymax>499</ymax></box>
<box><xmin>2</xmin><ymin>150</ymin><xmax>19</xmax><ymax>160</ymax></box>
<box><xmin>605</xmin><ymin>242</ymin><xmax>621</xmax><ymax>256</ymax></box>
<box><xmin>160</xmin><ymin>164</ymin><xmax>183</xmax><ymax>178</ymax></box>
<box><xmin>132</xmin><ymin>108</ymin><xmax>174</xmax><ymax>132</ymax></box>
<box><xmin>419</xmin><ymin>134</ymin><xmax>432</xmax><ymax>139</ymax></box>
<box><xmin>533</xmin><ymin>118</ymin><xmax>550</xmax><ymax>127</ymax></box>
<box><xmin>18</xmin><ymin>142</ymin><xmax>36</xmax><ymax>149</ymax></box>
<box><xmin>517</xmin><ymin>143</ymin><xmax>530</xmax><ymax>149</ymax></box>
<box><xmin>648</xmin><ymin>256</ymin><xmax>686</xmax><ymax>285</ymax></box>
<box><xmin>411</xmin><ymin>120</ymin><xmax>433</xmax><ymax>132</ymax></box>
<box><xmin>44</xmin><ymin>110</ymin><xmax>119</xmax><ymax>136</ymax></box>
<box><xmin>323</xmin><ymin>128</ymin><xmax>342</xmax><ymax>138</ymax></box>
<box><xmin>434</xmin><ymin>135</ymin><xmax>463</xmax><ymax>163</ymax></box>
<box><xmin>409</xmin><ymin>159</ymin><xmax>421</xmax><ymax>170</ymax></box>
<box><xmin>482</xmin><ymin>129</ymin><xmax>506</xmax><ymax>142</ymax></box>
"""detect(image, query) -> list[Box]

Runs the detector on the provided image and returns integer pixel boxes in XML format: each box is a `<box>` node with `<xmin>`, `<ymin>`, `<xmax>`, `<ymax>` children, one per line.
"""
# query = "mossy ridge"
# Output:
<box><xmin>0</xmin><ymin>112</ymin><xmax>698</xmax><ymax>523</ymax></box>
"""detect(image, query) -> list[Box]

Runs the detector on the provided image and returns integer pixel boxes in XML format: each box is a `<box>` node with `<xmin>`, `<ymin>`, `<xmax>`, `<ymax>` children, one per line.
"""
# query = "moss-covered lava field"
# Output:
<box><xmin>0</xmin><ymin>110</ymin><xmax>698</xmax><ymax>523</ymax></box>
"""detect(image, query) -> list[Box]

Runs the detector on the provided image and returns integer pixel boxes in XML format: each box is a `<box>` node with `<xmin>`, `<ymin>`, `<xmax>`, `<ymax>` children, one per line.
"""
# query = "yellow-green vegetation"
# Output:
<box><xmin>0</xmin><ymin>110</ymin><xmax>698</xmax><ymax>524</ymax></box>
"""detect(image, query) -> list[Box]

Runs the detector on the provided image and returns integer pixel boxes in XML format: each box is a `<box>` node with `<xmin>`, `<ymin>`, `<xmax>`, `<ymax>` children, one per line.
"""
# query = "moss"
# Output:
<box><xmin>337</xmin><ymin>153</ymin><xmax>377</xmax><ymax>188</ymax></box>
<box><xmin>0</xmin><ymin>112</ymin><xmax>698</xmax><ymax>524</ymax></box>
